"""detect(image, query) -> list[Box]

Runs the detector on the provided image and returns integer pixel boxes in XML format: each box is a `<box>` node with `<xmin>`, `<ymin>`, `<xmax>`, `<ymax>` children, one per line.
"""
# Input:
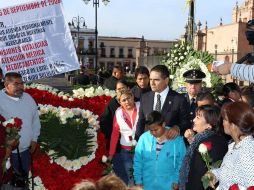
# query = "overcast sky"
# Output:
<box><xmin>0</xmin><ymin>0</ymin><xmax>244</xmax><ymax>40</ymax></box>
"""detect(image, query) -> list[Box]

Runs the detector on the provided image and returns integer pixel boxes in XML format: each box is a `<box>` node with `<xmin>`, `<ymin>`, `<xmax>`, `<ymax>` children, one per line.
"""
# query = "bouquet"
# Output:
<box><xmin>198</xmin><ymin>141</ymin><xmax>222</xmax><ymax>189</ymax></box>
<box><xmin>1</xmin><ymin>116</ymin><xmax>22</xmax><ymax>173</ymax></box>
<box><xmin>2</xmin><ymin>117</ymin><xmax>23</xmax><ymax>143</ymax></box>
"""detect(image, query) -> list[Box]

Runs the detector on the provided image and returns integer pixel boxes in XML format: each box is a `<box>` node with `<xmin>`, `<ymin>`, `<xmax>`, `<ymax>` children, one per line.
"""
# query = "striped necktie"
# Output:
<box><xmin>155</xmin><ymin>94</ymin><xmax>161</xmax><ymax>112</ymax></box>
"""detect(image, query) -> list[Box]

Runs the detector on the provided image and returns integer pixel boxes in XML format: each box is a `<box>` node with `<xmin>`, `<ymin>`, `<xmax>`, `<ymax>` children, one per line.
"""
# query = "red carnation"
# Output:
<box><xmin>202</xmin><ymin>141</ymin><xmax>212</xmax><ymax>151</ymax></box>
<box><xmin>229</xmin><ymin>184</ymin><xmax>240</xmax><ymax>190</ymax></box>
<box><xmin>129</xmin><ymin>136</ymin><xmax>133</xmax><ymax>141</ymax></box>
<box><xmin>247</xmin><ymin>187</ymin><xmax>254</xmax><ymax>190</ymax></box>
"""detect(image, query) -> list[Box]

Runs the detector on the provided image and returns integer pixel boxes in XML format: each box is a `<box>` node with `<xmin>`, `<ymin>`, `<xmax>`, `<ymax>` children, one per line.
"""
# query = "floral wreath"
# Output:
<box><xmin>172</xmin><ymin>56</ymin><xmax>212</xmax><ymax>90</ymax></box>
<box><xmin>38</xmin><ymin>104</ymin><xmax>99</xmax><ymax>172</ymax></box>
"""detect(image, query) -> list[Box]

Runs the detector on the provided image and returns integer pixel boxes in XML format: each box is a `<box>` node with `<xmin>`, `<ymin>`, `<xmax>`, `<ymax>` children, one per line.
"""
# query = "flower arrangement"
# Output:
<box><xmin>2</xmin><ymin>117</ymin><xmax>23</xmax><ymax>142</ymax></box>
<box><xmin>1</xmin><ymin>115</ymin><xmax>22</xmax><ymax>173</ymax></box>
<box><xmin>161</xmin><ymin>42</ymin><xmax>192</xmax><ymax>77</ymax></box>
<box><xmin>38</xmin><ymin>104</ymin><xmax>99</xmax><ymax>171</ymax></box>
<box><xmin>161</xmin><ymin>42</ymin><xmax>222</xmax><ymax>91</ymax></box>
<box><xmin>72</xmin><ymin>86</ymin><xmax>116</xmax><ymax>98</ymax></box>
<box><xmin>198</xmin><ymin>142</ymin><xmax>222</xmax><ymax>189</ymax></box>
<box><xmin>172</xmin><ymin>56</ymin><xmax>212</xmax><ymax>90</ymax></box>
<box><xmin>24</xmin><ymin>84</ymin><xmax>111</xmax><ymax>189</ymax></box>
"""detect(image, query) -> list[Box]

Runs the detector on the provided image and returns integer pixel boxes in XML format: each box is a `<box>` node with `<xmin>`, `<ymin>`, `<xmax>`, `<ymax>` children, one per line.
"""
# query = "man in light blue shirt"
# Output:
<box><xmin>0</xmin><ymin>72</ymin><xmax>41</xmax><ymax>175</ymax></box>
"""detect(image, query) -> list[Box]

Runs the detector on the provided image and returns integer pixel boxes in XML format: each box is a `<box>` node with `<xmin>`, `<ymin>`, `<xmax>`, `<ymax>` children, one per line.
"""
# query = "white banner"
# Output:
<box><xmin>0</xmin><ymin>0</ymin><xmax>80</xmax><ymax>82</ymax></box>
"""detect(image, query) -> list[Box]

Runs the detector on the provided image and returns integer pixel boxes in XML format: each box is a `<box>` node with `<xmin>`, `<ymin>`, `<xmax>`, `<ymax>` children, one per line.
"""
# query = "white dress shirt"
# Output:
<box><xmin>153</xmin><ymin>86</ymin><xmax>169</xmax><ymax>111</ymax></box>
<box><xmin>212</xmin><ymin>136</ymin><xmax>254</xmax><ymax>189</ymax></box>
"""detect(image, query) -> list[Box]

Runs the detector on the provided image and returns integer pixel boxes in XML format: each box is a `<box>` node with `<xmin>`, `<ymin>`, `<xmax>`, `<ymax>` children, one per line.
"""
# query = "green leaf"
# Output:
<box><xmin>201</xmin><ymin>175</ymin><xmax>210</xmax><ymax>189</ymax></box>
<box><xmin>38</xmin><ymin>111</ymin><xmax>96</xmax><ymax>160</ymax></box>
<box><xmin>211</xmin><ymin>160</ymin><xmax>222</xmax><ymax>169</ymax></box>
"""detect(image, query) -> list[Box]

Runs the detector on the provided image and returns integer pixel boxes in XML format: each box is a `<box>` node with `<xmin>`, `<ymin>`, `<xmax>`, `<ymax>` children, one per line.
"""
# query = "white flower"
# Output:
<box><xmin>5</xmin><ymin>158</ymin><xmax>11</xmax><ymax>170</ymax></box>
<box><xmin>63</xmin><ymin>160</ymin><xmax>72</xmax><ymax>171</ymax></box>
<box><xmin>62</xmin><ymin>95</ymin><xmax>68</xmax><ymax>100</ymax></box>
<box><xmin>68</xmin><ymin>97</ymin><xmax>74</xmax><ymax>101</ymax></box>
<box><xmin>102</xmin><ymin>155</ymin><xmax>108</xmax><ymax>163</ymax></box>
<box><xmin>79</xmin><ymin>156</ymin><xmax>88</xmax><ymax>165</ymax></box>
<box><xmin>55</xmin><ymin>156</ymin><xmax>67</xmax><ymax>165</ymax></box>
<box><xmin>198</xmin><ymin>143</ymin><xmax>208</xmax><ymax>154</ymax></box>
<box><xmin>72</xmin><ymin>160</ymin><xmax>82</xmax><ymax>171</ymax></box>
<box><xmin>132</xmin><ymin>140</ymin><xmax>137</xmax><ymax>146</ymax></box>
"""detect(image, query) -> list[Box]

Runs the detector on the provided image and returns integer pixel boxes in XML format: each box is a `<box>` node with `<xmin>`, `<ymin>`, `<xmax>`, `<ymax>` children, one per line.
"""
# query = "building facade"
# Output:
<box><xmin>69</xmin><ymin>25</ymin><xmax>175</xmax><ymax>72</ymax></box>
<box><xmin>193</xmin><ymin>0</ymin><xmax>254</xmax><ymax>84</ymax></box>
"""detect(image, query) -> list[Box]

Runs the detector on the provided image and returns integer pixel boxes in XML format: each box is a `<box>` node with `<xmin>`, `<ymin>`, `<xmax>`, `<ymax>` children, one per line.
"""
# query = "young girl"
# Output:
<box><xmin>134</xmin><ymin>111</ymin><xmax>186</xmax><ymax>190</ymax></box>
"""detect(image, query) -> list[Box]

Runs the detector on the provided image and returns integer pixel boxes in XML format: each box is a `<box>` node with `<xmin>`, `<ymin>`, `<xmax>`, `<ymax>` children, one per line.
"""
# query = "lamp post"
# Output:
<box><xmin>82</xmin><ymin>0</ymin><xmax>110</xmax><ymax>74</ymax></box>
<box><xmin>72</xmin><ymin>16</ymin><xmax>86</xmax><ymax>50</ymax></box>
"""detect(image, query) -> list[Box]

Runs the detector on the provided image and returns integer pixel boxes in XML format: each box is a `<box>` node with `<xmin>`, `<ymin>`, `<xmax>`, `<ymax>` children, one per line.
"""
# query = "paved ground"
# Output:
<box><xmin>34</xmin><ymin>74</ymin><xmax>73</xmax><ymax>92</ymax></box>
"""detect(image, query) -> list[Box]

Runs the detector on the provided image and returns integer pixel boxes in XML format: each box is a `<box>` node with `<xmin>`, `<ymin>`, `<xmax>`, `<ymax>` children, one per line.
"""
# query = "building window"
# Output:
<box><xmin>110</xmin><ymin>48</ymin><xmax>115</xmax><ymax>58</ymax></box>
<box><xmin>88</xmin><ymin>41</ymin><xmax>94</xmax><ymax>54</ymax></box>
<box><xmin>128</xmin><ymin>48</ymin><xmax>133</xmax><ymax>58</ymax></box>
<box><xmin>119</xmin><ymin>48</ymin><xmax>124</xmax><ymax>58</ymax></box>
<box><xmin>100</xmin><ymin>42</ymin><xmax>106</xmax><ymax>57</ymax></box>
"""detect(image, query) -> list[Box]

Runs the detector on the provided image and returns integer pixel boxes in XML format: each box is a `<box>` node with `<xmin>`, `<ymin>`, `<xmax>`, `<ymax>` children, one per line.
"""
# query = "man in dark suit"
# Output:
<box><xmin>183</xmin><ymin>69</ymin><xmax>206</xmax><ymax>123</ymax></box>
<box><xmin>135</xmin><ymin>65</ymin><xmax>191</xmax><ymax>140</ymax></box>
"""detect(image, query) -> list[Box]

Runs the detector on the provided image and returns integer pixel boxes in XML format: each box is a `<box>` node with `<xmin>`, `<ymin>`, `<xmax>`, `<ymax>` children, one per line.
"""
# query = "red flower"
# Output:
<box><xmin>13</xmin><ymin>117</ymin><xmax>22</xmax><ymax>129</ymax></box>
<box><xmin>247</xmin><ymin>187</ymin><xmax>254</xmax><ymax>190</ymax></box>
<box><xmin>129</xmin><ymin>136</ymin><xmax>133</xmax><ymax>141</ymax></box>
<box><xmin>229</xmin><ymin>184</ymin><xmax>239</xmax><ymax>190</ymax></box>
<box><xmin>6</xmin><ymin>123</ymin><xmax>12</xmax><ymax>128</ymax></box>
<box><xmin>0</xmin><ymin>114</ymin><xmax>5</xmax><ymax>123</ymax></box>
<box><xmin>202</xmin><ymin>141</ymin><xmax>212</xmax><ymax>151</ymax></box>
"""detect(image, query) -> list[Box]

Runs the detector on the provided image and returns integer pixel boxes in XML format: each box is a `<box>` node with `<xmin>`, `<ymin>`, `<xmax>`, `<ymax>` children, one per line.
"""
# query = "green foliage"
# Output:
<box><xmin>201</xmin><ymin>175</ymin><xmax>210</xmax><ymax>189</ymax></box>
<box><xmin>189</xmin><ymin>51</ymin><xmax>214</xmax><ymax>66</ymax></box>
<box><xmin>161</xmin><ymin>42</ymin><xmax>193</xmax><ymax>75</ymax></box>
<box><xmin>39</xmin><ymin>112</ymin><xmax>95</xmax><ymax>160</ymax></box>
<box><xmin>211</xmin><ymin>160</ymin><xmax>222</xmax><ymax>169</ymax></box>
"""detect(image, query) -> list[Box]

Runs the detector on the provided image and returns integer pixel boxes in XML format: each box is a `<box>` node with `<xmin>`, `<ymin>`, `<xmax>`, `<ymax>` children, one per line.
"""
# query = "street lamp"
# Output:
<box><xmin>82</xmin><ymin>0</ymin><xmax>110</xmax><ymax>74</ymax></box>
<box><xmin>72</xmin><ymin>16</ymin><xmax>86</xmax><ymax>50</ymax></box>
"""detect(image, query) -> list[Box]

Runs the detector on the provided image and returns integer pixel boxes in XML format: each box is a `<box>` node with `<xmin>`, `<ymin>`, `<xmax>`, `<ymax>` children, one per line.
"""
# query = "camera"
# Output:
<box><xmin>245</xmin><ymin>19</ymin><xmax>254</xmax><ymax>45</ymax></box>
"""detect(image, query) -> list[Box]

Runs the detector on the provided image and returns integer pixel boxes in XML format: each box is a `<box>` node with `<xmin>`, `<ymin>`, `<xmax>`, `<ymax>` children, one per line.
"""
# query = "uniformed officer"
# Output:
<box><xmin>183</xmin><ymin>69</ymin><xmax>206</xmax><ymax>123</ymax></box>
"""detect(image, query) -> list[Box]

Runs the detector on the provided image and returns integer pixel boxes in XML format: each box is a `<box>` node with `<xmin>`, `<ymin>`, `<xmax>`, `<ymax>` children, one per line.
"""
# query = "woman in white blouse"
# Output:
<box><xmin>207</xmin><ymin>102</ymin><xmax>254</xmax><ymax>189</ymax></box>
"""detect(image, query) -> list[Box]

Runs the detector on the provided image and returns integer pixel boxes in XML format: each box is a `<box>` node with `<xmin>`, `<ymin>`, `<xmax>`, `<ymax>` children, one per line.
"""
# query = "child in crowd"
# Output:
<box><xmin>133</xmin><ymin>111</ymin><xmax>186</xmax><ymax>190</ymax></box>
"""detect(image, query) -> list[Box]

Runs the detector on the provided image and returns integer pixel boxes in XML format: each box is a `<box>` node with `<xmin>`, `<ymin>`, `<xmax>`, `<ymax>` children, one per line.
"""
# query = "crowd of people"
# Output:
<box><xmin>100</xmin><ymin>65</ymin><xmax>254</xmax><ymax>190</ymax></box>
<box><xmin>1</xmin><ymin>63</ymin><xmax>254</xmax><ymax>190</ymax></box>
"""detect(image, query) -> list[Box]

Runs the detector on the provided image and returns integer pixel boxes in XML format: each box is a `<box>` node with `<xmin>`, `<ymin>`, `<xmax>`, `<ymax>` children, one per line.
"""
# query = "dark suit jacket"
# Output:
<box><xmin>184</xmin><ymin>93</ymin><xmax>197</xmax><ymax>124</ymax></box>
<box><xmin>135</xmin><ymin>88</ymin><xmax>191</xmax><ymax>139</ymax></box>
<box><xmin>131</xmin><ymin>85</ymin><xmax>151</xmax><ymax>102</ymax></box>
<box><xmin>186</xmin><ymin>134</ymin><xmax>228</xmax><ymax>190</ymax></box>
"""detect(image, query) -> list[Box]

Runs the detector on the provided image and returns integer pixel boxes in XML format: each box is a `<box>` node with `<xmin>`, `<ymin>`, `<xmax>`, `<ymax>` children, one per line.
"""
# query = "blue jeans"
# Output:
<box><xmin>11</xmin><ymin>149</ymin><xmax>30</xmax><ymax>175</ymax></box>
<box><xmin>120</xmin><ymin>149</ymin><xmax>134</xmax><ymax>187</ymax></box>
<box><xmin>112</xmin><ymin>152</ymin><xmax>129</xmax><ymax>185</ymax></box>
